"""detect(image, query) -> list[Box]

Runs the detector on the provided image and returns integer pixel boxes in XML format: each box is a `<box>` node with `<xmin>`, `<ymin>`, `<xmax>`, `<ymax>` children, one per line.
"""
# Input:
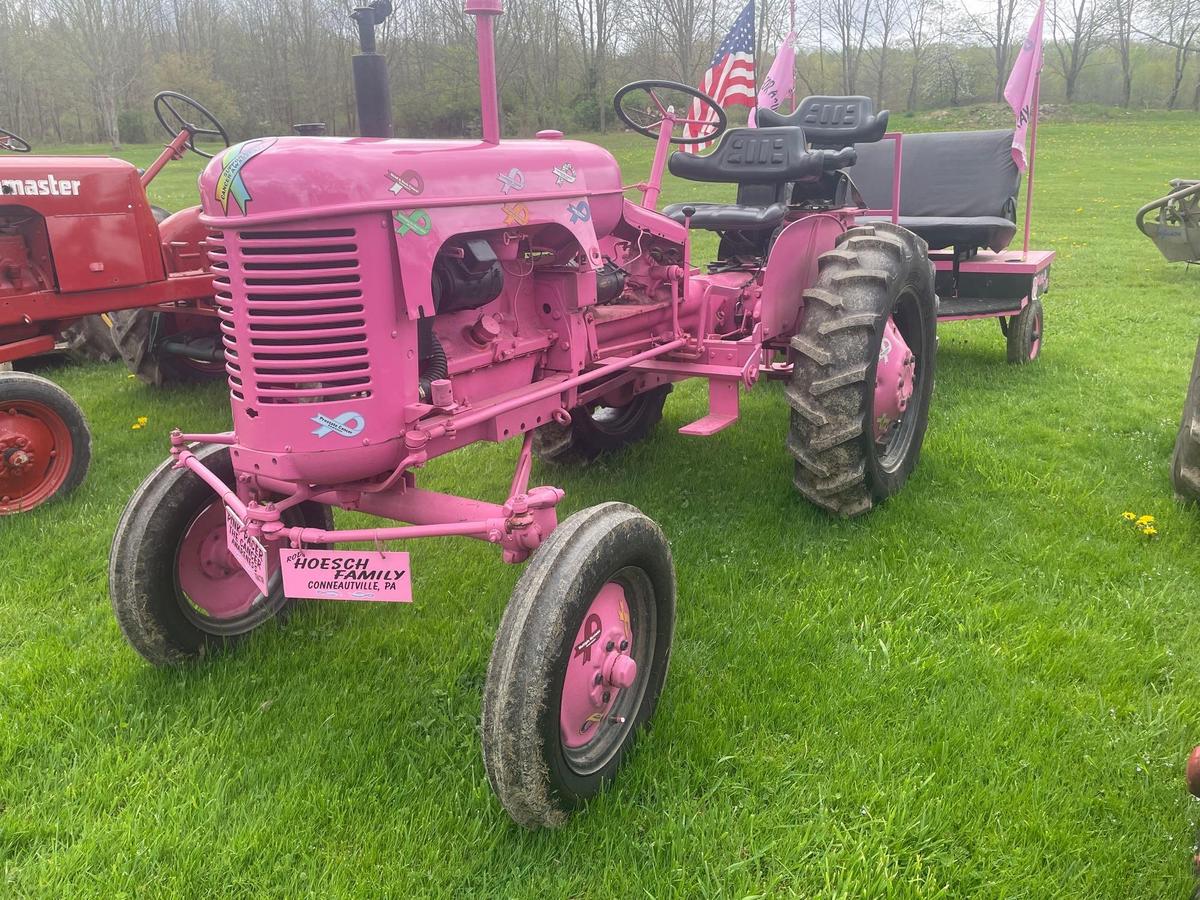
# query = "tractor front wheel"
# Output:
<box><xmin>786</xmin><ymin>222</ymin><xmax>937</xmax><ymax>517</ymax></box>
<box><xmin>0</xmin><ymin>372</ymin><xmax>91</xmax><ymax>515</ymax></box>
<box><xmin>1171</xmin><ymin>334</ymin><xmax>1200</xmax><ymax>503</ymax></box>
<box><xmin>482</xmin><ymin>502</ymin><xmax>675</xmax><ymax>828</ymax></box>
<box><xmin>109</xmin><ymin>444</ymin><xmax>332</xmax><ymax>666</ymax></box>
<box><xmin>532</xmin><ymin>385</ymin><xmax>671</xmax><ymax>465</ymax></box>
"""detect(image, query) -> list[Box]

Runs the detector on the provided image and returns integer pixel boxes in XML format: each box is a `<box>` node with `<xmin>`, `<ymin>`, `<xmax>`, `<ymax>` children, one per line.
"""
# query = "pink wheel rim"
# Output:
<box><xmin>873</xmin><ymin>316</ymin><xmax>916</xmax><ymax>444</ymax></box>
<box><xmin>1029</xmin><ymin>309</ymin><xmax>1042</xmax><ymax>360</ymax></box>
<box><xmin>560</xmin><ymin>582</ymin><xmax>638</xmax><ymax>751</ymax></box>
<box><xmin>176</xmin><ymin>500</ymin><xmax>262</xmax><ymax>620</ymax></box>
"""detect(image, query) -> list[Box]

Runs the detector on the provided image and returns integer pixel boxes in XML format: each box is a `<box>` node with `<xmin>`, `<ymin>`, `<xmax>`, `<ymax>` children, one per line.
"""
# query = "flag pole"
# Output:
<box><xmin>1021</xmin><ymin>64</ymin><xmax>1041</xmax><ymax>259</ymax></box>
<box><xmin>789</xmin><ymin>0</ymin><xmax>797</xmax><ymax>111</ymax></box>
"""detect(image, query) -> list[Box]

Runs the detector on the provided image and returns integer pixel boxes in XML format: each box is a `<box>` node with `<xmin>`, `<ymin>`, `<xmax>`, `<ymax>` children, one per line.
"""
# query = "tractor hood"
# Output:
<box><xmin>197</xmin><ymin>134</ymin><xmax>625</xmax><ymax>231</ymax></box>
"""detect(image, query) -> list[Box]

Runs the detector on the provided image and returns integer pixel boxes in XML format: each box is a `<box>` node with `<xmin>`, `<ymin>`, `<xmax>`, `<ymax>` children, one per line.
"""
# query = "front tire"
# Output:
<box><xmin>109</xmin><ymin>444</ymin><xmax>332</xmax><ymax>666</ymax></box>
<box><xmin>786</xmin><ymin>222</ymin><xmax>937</xmax><ymax>517</ymax></box>
<box><xmin>481</xmin><ymin>502</ymin><xmax>676</xmax><ymax>828</ymax></box>
<box><xmin>0</xmin><ymin>372</ymin><xmax>91</xmax><ymax>515</ymax></box>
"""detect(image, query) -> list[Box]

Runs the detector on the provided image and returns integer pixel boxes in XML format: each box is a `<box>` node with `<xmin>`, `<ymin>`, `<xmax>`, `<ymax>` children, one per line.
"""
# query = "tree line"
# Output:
<box><xmin>2</xmin><ymin>0</ymin><xmax>1200</xmax><ymax>149</ymax></box>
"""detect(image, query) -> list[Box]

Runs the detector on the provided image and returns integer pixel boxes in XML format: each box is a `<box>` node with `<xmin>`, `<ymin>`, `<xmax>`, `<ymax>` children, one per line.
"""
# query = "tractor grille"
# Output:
<box><xmin>209</xmin><ymin>227</ymin><xmax>372</xmax><ymax>404</ymax></box>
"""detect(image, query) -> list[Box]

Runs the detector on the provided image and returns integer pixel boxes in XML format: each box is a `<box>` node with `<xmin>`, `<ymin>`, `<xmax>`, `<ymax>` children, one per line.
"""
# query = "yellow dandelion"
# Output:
<box><xmin>1143</xmin><ymin>526</ymin><xmax>1158</xmax><ymax>537</ymax></box>
<box><xmin>131</xmin><ymin>423</ymin><xmax>142</xmax><ymax>430</ymax></box>
<box><xmin>137</xmin><ymin>416</ymin><xmax>148</xmax><ymax>425</ymax></box>
<box><xmin>1136</xmin><ymin>514</ymin><xmax>1155</xmax><ymax>526</ymax></box>
<box><xmin>1122</xmin><ymin>511</ymin><xmax>1137</xmax><ymax>521</ymax></box>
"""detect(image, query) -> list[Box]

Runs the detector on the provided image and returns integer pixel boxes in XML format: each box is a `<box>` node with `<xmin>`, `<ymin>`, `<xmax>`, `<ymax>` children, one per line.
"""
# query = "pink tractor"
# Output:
<box><xmin>109</xmin><ymin>0</ymin><xmax>937</xmax><ymax>827</ymax></box>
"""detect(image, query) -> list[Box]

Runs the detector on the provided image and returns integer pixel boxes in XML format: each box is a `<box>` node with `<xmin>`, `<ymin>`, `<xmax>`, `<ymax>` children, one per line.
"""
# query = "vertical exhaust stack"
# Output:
<box><xmin>465</xmin><ymin>0</ymin><xmax>504</xmax><ymax>144</ymax></box>
<box><xmin>352</xmin><ymin>1</ymin><xmax>395</xmax><ymax>138</ymax></box>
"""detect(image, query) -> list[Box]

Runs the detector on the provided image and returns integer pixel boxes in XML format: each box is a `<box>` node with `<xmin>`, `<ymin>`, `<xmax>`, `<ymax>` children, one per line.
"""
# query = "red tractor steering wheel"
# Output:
<box><xmin>153</xmin><ymin>91</ymin><xmax>231</xmax><ymax>160</ymax></box>
<box><xmin>613</xmin><ymin>80</ymin><xmax>727</xmax><ymax>146</ymax></box>
<box><xmin>0</xmin><ymin>128</ymin><xmax>32</xmax><ymax>153</ymax></box>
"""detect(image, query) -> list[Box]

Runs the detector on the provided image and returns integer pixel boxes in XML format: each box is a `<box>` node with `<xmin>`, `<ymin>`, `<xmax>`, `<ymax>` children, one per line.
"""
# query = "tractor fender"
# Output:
<box><xmin>758</xmin><ymin>213</ymin><xmax>847</xmax><ymax>342</ymax></box>
<box><xmin>157</xmin><ymin>206</ymin><xmax>209</xmax><ymax>275</ymax></box>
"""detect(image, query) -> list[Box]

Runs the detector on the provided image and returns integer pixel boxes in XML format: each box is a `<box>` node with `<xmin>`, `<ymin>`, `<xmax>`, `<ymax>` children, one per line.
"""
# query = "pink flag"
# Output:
<box><xmin>750</xmin><ymin>32</ymin><xmax>796</xmax><ymax>127</ymax></box>
<box><xmin>1003</xmin><ymin>0</ymin><xmax>1045</xmax><ymax>171</ymax></box>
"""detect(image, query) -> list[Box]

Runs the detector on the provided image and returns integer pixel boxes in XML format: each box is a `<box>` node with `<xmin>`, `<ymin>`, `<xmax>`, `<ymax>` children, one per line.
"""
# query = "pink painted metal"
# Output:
<box><xmin>873</xmin><ymin>317</ymin><xmax>915</xmax><ymax>443</ymax></box>
<box><xmin>177</xmin><ymin>501</ymin><xmax>262</xmax><ymax>619</ymax></box>
<box><xmin>859</xmin><ymin>133</ymin><xmax>903</xmax><ymax>225</ymax></box>
<box><xmin>560</xmin><ymin>582</ymin><xmax>636</xmax><ymax>750</ymax></box>
<box><xmin>465</xmin><ymin>0</ymin><xmax>503</xmax><ymax>145</ymax></box>
<box><xmin>153</xmin><ymin>0</ymin><xmax>932</xmax><ymax>596</ymax></box>
<box><xmin>1022</xmin><ymin>69</ymin><xmax>1042</xmax><ymax>257</ymax></box>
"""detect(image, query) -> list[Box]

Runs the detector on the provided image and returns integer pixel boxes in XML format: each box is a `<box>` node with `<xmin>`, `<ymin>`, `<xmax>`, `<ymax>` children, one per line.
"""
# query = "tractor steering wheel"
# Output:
<box><xmin>0</xmin><ymin>128</ymin><xmax>32</xmax><ymax>153</ymax></box>
<box><xmin>613</xmin><ymin>80</ymin><xmax>727</xmax><ymax>146</ymax></box>
<box><xmin>153</xmin><ymin>91</ymin><xmax>231</xmax><ymax>159</ymax></box>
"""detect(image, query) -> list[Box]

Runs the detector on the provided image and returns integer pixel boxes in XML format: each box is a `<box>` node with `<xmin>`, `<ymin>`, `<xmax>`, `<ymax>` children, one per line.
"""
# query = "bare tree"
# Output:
<box><xmin>870</xmin><ymin>0</ymin><xmax>904</xmax><ymax>104</ymax></box>
<box><xmin>961</xmin><ymin>0</ymin><xmax>1023</xmax><ymax>102</ymax></box>
<box><xmin>44</xmin><ymin>0</ymin><xmax>155</xmax><ymax>147</ymax></box>
<box><xmin>1049</xmin><ymin>0</ymin><xmax>1102</xmax><ymax>101</ymax></box>
<box><xmin>823</xmin><ymin>0</ymin><xmax>875</xmax><ymax>92</ymax></box>
<box><xmin>1137</xmin><ymin>0</ymin><xmax>1200</xmax><ymax>108</ymax></box>
<box><xmin>902</xmin><ymin>0</ymin><xmax>938</xmax><ymax>110</ymax></box>
<box><xmin>1108</xmin><ymin>0</ymin><xmax>1137</xmax><ymax>107</ymax></box>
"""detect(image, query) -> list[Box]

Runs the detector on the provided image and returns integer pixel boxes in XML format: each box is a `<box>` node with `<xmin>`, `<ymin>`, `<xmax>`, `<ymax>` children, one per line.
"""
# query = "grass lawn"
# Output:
<box><xmin>4</xmin><ymin>114</ymin><xmax>1200</xmax><ymax>896</ymax></box>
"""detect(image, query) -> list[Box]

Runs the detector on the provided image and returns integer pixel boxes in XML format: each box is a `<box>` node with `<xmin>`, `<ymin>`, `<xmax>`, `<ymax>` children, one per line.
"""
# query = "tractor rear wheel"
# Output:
<box><xmin>786</xmin><ymin>222</ymin><xmax>937</xmax><ymax>517</ymax></box>
<box><xmin>482</xmin><ymin>502</ymin><xmax>675</xmax><ymax>828</ymax></box>
<box><xmin>0</xmin><ymin>372</ymin><xmax>91</xmax><ymax>515</ymax></box>
<box><xmin>109</xmin><ymin>444</ymin><xmax>332</xmax><ymax>666</ymax></box>
<box><xmin>109</xmin><ymin>308</ymin><xmax>225</xmax><ymax>386</ymax></box>
<box><xmin>532</xmin><ymin>385</ymin><xmax>671</xmax><ymax>465</ymax></box>
<box><xmin>1171</xmin><ymin>334</ymin><xmax>1200</xmax><ymax>503</ymax></box>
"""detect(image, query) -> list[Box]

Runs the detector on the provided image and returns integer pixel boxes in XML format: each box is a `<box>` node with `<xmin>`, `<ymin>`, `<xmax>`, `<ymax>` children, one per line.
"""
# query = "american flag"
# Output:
<box><xmin>684</xmin><ymin>0</ymin><xmax>756</xmax><ymax>152</ymax></box>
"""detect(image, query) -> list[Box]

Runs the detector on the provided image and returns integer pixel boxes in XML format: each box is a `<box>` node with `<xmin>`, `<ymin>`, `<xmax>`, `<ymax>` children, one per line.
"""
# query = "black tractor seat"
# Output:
<box><xmin>847</xmin><ymin>129</ymin><xmax>1021</xmax><ymax>253</ymax></box>
<box><xmin>661</xmin><ymin>201</ymin><xmax>789</xmax><ymax>231</ymax></box>
<box><xmin>662</xmin><ymin>127</ymin><xmax>856</xmax><ymax>232</ymax></box>
<box><xmin>756</xmin><ymin>95</ymin><xmax>889</xmax><ymax>148</ymax></box>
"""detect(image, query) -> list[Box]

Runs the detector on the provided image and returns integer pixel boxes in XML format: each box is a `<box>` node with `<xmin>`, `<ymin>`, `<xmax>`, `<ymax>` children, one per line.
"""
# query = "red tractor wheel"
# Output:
<box><xmin>1187</xmin><ymin>745</ymin><xmax>1200</xmax><ymax>797</ymax></box>
<box><xmin>0</xmin><ymin>372</ymin><xmax>91</xmax><ymax>515</ymax></box>
<box><xmin>108</xmin><ymin>308</ymin><xmax>225</xmax><ymax>386</ymax></box>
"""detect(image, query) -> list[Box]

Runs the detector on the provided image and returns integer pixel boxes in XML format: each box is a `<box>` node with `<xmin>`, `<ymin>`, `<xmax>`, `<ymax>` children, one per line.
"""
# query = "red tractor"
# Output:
<box><xmin>0</xmin><ymin>93</ymin><xmax>230</xmax><ymax>515</ymax></box>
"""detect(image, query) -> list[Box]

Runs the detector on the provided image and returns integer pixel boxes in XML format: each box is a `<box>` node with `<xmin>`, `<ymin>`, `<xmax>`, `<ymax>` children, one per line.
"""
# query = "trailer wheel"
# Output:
<box><xmin>532</xmin><ymin>385</ymin><xmax>671</xmax><ymax>465</ymax></box>
<box><xmin>1171</xmin><ymin>334</ymin><xmax>1200</xmax><ymax>503</ymax></box>
<box><xmin>1006</xmin><ymin>296</ymin><xmax>1043</xmax><ymax>364</ymax></box>
<box><xmin>108</xmin><ymin>444</ymin><xmax>332</xmax><ymax>666</ymax></box>
<box><xmin>787</xmin><ymin>222</ymin><xmax>937</xmax><ymax>517</ymax></box>
<box><xmin>482</xmin><ymin>502</ymin><xmax>675</xmax><ymax>828</ymax></box>
<box><xmin>0</xmin><ymin>372</ymin><xmax>91</xmax><ymax>515</ymax></box>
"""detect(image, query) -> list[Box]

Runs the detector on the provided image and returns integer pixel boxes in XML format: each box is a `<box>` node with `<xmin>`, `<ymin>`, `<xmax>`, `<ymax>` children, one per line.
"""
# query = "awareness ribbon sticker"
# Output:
<box><xmin>394</xmin><ymin>209</ymin><xmax>432</xmax><ymax>236</ymax></box>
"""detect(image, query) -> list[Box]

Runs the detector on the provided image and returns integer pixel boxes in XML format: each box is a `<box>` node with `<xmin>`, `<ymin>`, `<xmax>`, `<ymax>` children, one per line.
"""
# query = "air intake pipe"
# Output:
<box><xmin>351</xmin><ymin>1</ymin><xmax>394</xmax><ymax>138</ymax></box>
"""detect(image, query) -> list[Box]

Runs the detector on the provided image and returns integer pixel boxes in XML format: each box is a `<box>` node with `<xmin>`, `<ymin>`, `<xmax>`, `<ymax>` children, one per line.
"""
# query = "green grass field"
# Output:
<box><xmin>4</xmin><ymin>116</ymin><xmax>1200</xmax><ymax>896</ymax></box>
